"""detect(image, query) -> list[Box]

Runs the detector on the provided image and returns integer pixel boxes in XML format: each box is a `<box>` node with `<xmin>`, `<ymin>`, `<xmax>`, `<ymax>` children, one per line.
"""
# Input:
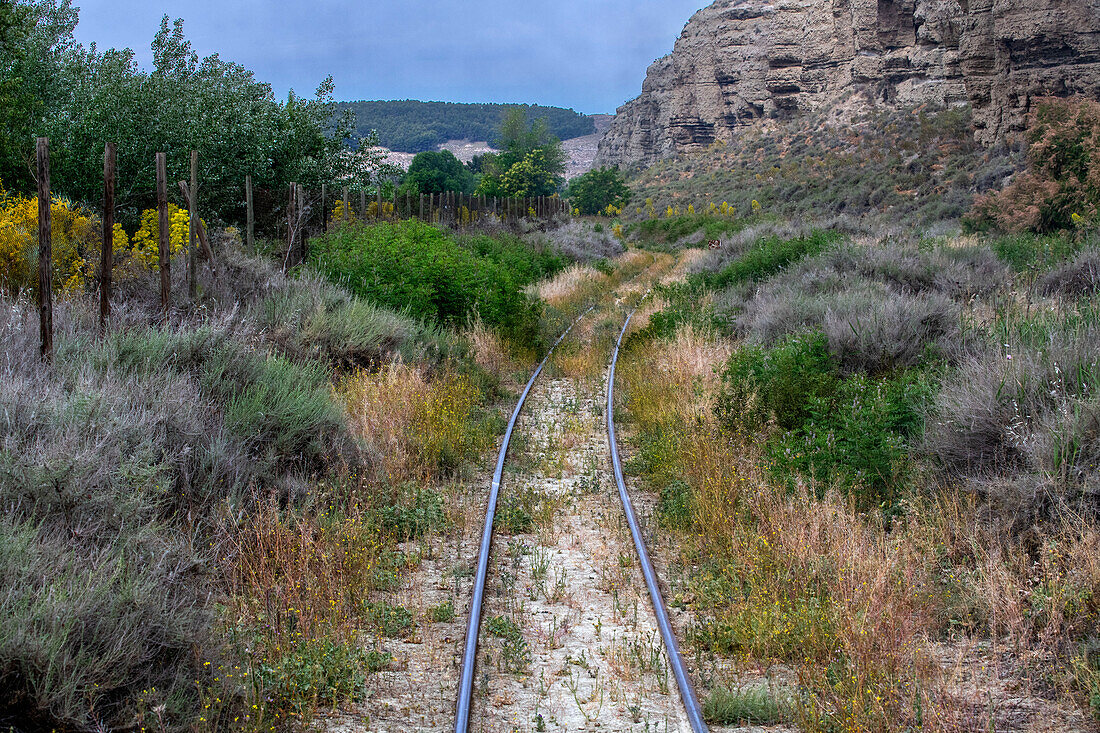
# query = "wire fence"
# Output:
<box><xmin>29</xmin><ymin>138</ymin><xmax>572</xmax><ymax>360</ymax></box>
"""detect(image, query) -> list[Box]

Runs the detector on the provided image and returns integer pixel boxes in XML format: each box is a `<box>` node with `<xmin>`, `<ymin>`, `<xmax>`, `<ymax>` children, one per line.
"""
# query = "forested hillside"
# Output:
<box><xmin>335</xmin><ymin>100</ymin><xmax>595</xmax><ymax>153</ymax></box>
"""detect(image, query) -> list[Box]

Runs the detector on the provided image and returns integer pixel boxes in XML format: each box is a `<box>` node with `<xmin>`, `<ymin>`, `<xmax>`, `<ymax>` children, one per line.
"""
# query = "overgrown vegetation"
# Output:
<box><xmin>625</xmin><ymin>105</ymin><xmax>1021</xmax><ymax>227</ymax></box>
<box><xmin>0</xmin><ymin>220</ymin><xmax>560</xmax><ymax>730</ymax></box>
<box><xmin>968</xmin><ymin>97</ymin><xmax>1100</xmax><ymax>233</ymax></box>
<box><xmin>309</xmin><ymin>219</ymin><xmax>563</xmax><ymax>344</ymax></box>
<box><xmin>617</xmin><ymin>99</ymin><xmax>1100</xmax><ymax>731</ymax></box>
<box><xmin>1</xmin><ymin>1</ymin><xmax>389</xmax><ymax>225</ymax></box>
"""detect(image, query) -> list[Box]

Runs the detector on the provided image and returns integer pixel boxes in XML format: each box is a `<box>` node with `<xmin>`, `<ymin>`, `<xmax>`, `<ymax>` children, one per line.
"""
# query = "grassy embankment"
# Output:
<box><xmin>625</xmin><ymin>106</ymin><xmax>1024</xmax><ymax>229</ymax></box>
<box><xmin>616</xmin><ymin>216</ymin><xmax>1100</xmax><ymax>730</ymax></box>
<box><xmin>0</xmin><ymin>215</ymin><xmax>620</xmax><ymax>731</ymax></box>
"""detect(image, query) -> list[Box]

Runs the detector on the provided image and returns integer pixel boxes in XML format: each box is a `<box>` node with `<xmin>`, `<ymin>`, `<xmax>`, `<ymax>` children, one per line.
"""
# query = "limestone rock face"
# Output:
<box><xmin>596</xmin><ymin>0</ymin><xmax>1100</xmax><ymax>168</ymax></box>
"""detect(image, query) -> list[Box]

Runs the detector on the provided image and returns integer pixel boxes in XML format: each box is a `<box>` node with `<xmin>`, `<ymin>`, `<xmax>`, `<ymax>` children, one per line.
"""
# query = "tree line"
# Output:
<box><xmin>333</xmin><ymin>99</ymin><xmax>595</xmax><ymax>154</ymax></box>
<box><xmin>0</xmin><ymin>0</ymin><xmax>393</xmax><ymax>227</ymax></box>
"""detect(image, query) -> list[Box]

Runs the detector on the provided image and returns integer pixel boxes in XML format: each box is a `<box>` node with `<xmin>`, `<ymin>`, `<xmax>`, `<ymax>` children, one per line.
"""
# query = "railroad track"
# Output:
<box><xmin>453</xmin><ymin>298</ymin><xmax>708</xmax><ymax>733</ymax></box>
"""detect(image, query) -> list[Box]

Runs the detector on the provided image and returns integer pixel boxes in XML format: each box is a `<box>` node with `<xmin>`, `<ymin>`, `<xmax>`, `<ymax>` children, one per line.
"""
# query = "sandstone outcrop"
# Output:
<box><xmin>596</xmin><ymin>0</ymin><xmax>1100</xmax><ymax>168</ymax></box>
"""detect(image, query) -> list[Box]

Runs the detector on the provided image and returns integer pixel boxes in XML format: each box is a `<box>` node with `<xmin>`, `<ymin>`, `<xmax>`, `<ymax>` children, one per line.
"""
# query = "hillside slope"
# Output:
<box><xmin>337</xmin><ymin>100</ymin><xmax>595</xmax><ymax>153</ymax></box>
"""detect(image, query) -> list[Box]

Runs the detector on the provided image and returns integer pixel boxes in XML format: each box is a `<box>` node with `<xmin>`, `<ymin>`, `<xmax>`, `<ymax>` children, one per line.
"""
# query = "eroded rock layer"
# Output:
<box><xmin>596</xmin><ymin>0</ymin><xmax>1100</xmax><ymax>168</ymax></box>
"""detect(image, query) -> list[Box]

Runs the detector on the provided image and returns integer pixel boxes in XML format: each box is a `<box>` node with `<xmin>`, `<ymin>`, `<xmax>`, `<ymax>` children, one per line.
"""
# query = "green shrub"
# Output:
<box><xmin>255</xmin><ymin>276</ymin><xmax>452</xmax><ymax>369</ymax></box>
<box><xmin>632</xmin><ymin>213</ymin><xmax>746</xmax><ymax>247</ymax></box>
<box><xmin>719</xmin><ymin>333</ymin><xmax>838</xmax><ymax>432</ymax></box>
<box><xmin>991</xmin><ymin>231</ymin><xmax>1084</xmax><ymax>272</ymax></box>
<box><xmin>702</xmin><ymin>229</ymin><xmax>841</xmax><ymax>290</ymax></box>
<box><xmin>363</xmin><ymin>601</ymin><xmax>415</xmax><ymax>638</ymax></box>
<box><xmin>768</xmin><ymin>370</ymin><xmax>931</xmax><ymax>508</ymax></box>
<box><xmin>428</xmin><ymin>600</ymin><xmax>455</xmax><ymax>623</ymax></box>
<box><xmin>656</xmin><ymin>480</ymin><xmax>694</xmax><ymax>529</ymax></box>
<box><xmin>225</xmin><ymin>355</ymin><xmax>347</xmax><ymax>472</ymax></box>
<box><xmin>252</xmin><ymin>637</ymin><xmax>373</xmax><ymax>715</ymax></box>
<box><xmin>379</xmin><ymin>485</ymin><xmax>447</xmax><ymax>540</ymax></box>
<box><xmin>720</xmin><ymin>333</ymin><xmax>931</xmax><ymax>509</ymax></box>
<box><xmin>309</xmin><ymin>220</ymin><xmax>557</xmax><ymax>344</ymax></box>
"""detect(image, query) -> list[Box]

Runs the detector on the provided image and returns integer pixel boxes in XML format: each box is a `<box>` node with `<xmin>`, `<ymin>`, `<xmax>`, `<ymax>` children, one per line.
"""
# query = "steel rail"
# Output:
<box><xmin>454</xmin><ymin>305</ymin><xmax>595</xmax><ymax>733</ymax></box>
<box><xmin>606</xmin><ymin>304</ymin><xmax>709</xmax><ymax>733</ymax></box>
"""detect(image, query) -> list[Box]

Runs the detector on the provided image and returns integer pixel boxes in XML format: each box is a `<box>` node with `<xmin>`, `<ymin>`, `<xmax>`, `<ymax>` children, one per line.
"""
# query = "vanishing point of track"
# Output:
<box><xmin>453</xmin><ymin>297</ymin><xmax>708</xmax><ymax>733</ymax></box>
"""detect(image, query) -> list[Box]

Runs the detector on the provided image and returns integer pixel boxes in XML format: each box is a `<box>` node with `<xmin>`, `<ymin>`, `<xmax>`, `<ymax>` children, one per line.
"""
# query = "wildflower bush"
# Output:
<box><xmin>0</xmin><ymin>192</ymin><xmax>96</xmax><ymax>295</ymax></box>
<box><xmin>125</xmin><ymin>203</ymin><xmax>195</xmax><ymax>268</ymax></box>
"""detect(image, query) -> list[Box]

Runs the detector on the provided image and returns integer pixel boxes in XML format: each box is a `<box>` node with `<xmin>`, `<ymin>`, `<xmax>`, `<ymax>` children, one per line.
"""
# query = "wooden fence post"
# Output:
<box><xmin>342</xmin><ymin>186</ymin><xmax>349</xmax><ymax>220</ymax></box>
<box><xmin>297</xmin><ymin>184</ymin><xmax>306</xmax><ymax>263</ymax></box>
<box><xmin>245</xmin><ymin>175</ymin><xmax>254</xmax><ymax>251</ymax></box>
<box><xmin>376</xmin><ymin>185</ymin><xmax>382</xmax><ymax>221</ymax></box>
<box><xmin>188</xmin><ymin>150</ymin><xmax>198</xmax><ymax>298</ymax></box>
<box><xmin>100</xmin><ymin>142</ymin><xmax>115</xmax><ymax>335</ymax></box>
<box><xmin>321</xmin><ymin>183</ymin><xmax>327</xmax><ymax>232</ymax></box>
<box><xmin>359</xmin><ymin>189</ymin><xmax>366</xmax><ymax>219</ymax></box>
<box><xmin>156</xmin><ymin>152</ymin><xmax>170</xmax><ymax>318</ymax></box>
<box><xmin>36</xmin><ymin>138</ymin><xmax>52</xmax><ymax>361</ymax></box>
<box><xmin>285</xmin><ymin>182</ymin><xmax>296</xmax><ymax>272</ymax></box>
<box><xmin>177</xmin><ymin>181</ymin><xmax>214</xmax><ymax>263</ymax></box>
<box><xmin>420</xmin><ymin>193</ymin><xmax>424</xmax><ymax>221</ymax></box>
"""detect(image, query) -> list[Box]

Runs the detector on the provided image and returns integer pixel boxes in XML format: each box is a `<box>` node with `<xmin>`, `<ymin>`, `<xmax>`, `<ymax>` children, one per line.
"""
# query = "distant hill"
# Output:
<box><xmin>335</xmin><ymin>100</ymin><xmax>596</xmax><ymax>154</ymax></box>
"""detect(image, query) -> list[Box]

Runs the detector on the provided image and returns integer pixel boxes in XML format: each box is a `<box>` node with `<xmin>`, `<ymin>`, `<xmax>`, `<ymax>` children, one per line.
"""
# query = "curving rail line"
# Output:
<box><xmin>453</xmin><ymin>297</ymin><xmax>708</xmax><ymax>732</ymax></box>
<box><xmin>607</xmin><ymin>304</ymin><xmax>709</xmax><ymax>733</ymax></box>
<box><xmin>454</xmin><ymin>306</ymin><xmax>594</xmax><ymax>733</ymax></box>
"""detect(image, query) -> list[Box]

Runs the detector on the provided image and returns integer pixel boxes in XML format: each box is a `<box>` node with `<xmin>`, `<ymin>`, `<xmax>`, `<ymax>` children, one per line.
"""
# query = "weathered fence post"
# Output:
<box><xmin>376</xmin><ymin>185</ymin><xmax>382</xmax><ymax>222</ymax></box>
<box><xmin>297</xmin><ymin>184</ymin><xmax>306</xmax><ymax>264</ymax></box>
<box><xmin>36</xmin><ymin>138</ymin><xmax>52</xmax><ymax>361</ymax></box>
<box><xmin>420</xmin><ymin>193</ymin><xmax>425</xmax><ymax>221</ymax></box>
<box><xmin>245</xmin><ymin>174</ymin><xmax>255</xmax><ymax>251</ymax></box>
<box><xmin>359</xmin><ymin>189</ymin><xmax>366</xmax><ymax>219</ymax></box>
<box><xmin>100</xmin><ymin>142</ymin><xmax>115</xmax><ymax>335</ymax></box>
<box><xmin>321</xmin><ymin>183</ymin><xmax>327</xmax><ymax>232</ymax></box>
<box><xmin>343</xmin><ymin>186</ymin><xmax>349</xmax><ymax>221</ymax></box>
<box><xmin>156</xmin><ymin>152</ymin><xmax>170</xmax><ymax>318</ymax></box>
<box><xmin>285</xmin><ymin>182</ymin><xmax>296</xmax><ymax>272</ymax></box>
<box><xmin>188</xmin><ymin>150</ymin><xmax>198</xmax><ymax>298</ymax></box>
<box><xmin>177</xmin><ymin>181</ymin><xmax>215</xmax><ymax>263</ymax></box>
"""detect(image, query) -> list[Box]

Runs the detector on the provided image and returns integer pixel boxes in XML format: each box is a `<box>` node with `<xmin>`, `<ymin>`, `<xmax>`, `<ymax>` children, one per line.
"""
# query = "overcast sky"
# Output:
<box><xmin>71</xmin><ymin>1</ymin><xmax>706</xmax><ymax>114</ymax></box>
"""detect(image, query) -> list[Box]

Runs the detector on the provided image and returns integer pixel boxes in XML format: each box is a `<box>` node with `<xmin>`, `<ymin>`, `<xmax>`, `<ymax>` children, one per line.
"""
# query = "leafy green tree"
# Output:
<box><xmin>500</xmin><ymin>150</ymin><xmax>560</xmax><ymax>198</ymax></box>
<box><xmin>475</xmin><ymin>109</ymin><xmax>565</xmax><ymax>198</ymax></box>
<box><xmin>403</xmin><ymin>150</ymin><xmax>474</xmax><ymax>195</ymax></box>
<box><xmin>3</xmin><ymin>7</ymin><xmax>395</xmax><ymax>224</ymax></box>
<box><xmin>0</xmin><ymin>0</ymin><xmax>76</xmax><ymax>190</ymax></box>
<box><xmin>567</xmin><ymin>167</ymin><xmax>632</xmax><ymax>215</ymax></box>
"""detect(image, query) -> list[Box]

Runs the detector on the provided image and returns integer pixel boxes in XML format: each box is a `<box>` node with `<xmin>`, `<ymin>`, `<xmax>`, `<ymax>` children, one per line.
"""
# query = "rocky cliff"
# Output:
<box><xmin>596</xmin><ymin>0</ymin><xmax>1100</xmax><ymax>168</ymax></box>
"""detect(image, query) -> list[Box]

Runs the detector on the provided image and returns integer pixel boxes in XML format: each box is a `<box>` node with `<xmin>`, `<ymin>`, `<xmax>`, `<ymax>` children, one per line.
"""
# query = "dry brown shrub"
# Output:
<box><xmin>339</xmin><ymin>362</ymin><xmax>488</xmax><ymax>484</ymax></box>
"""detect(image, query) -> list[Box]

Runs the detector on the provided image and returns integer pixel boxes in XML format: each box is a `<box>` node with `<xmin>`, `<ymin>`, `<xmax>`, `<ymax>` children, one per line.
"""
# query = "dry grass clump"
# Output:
<box><xmin>715</xmin><ymin>238</ymin><xmax>1008</xmax><ymax>373</ymax></box>
<box><xmin>924</xmin><ymin>311</ymin><xmax>1100</xmax><ymax>515</ymax></box>
<box><xmin>535</xmin><ymin>262</ymin><xmax>607</xmax><ymax>309</ymax></box>
<box><xmin>466</xmin><ymin>318</ymin><xmax>523</xmax><ymax>380</ymax></box>
<box><xmin>1040</xmin><ymin>248</ymin><xmax>1100</xmax><ymax>298</ymax></box>
<box><xmin>340</xmin><ymin>361</ymin><xmax>492</xmax><ymax>484</ymax></box>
